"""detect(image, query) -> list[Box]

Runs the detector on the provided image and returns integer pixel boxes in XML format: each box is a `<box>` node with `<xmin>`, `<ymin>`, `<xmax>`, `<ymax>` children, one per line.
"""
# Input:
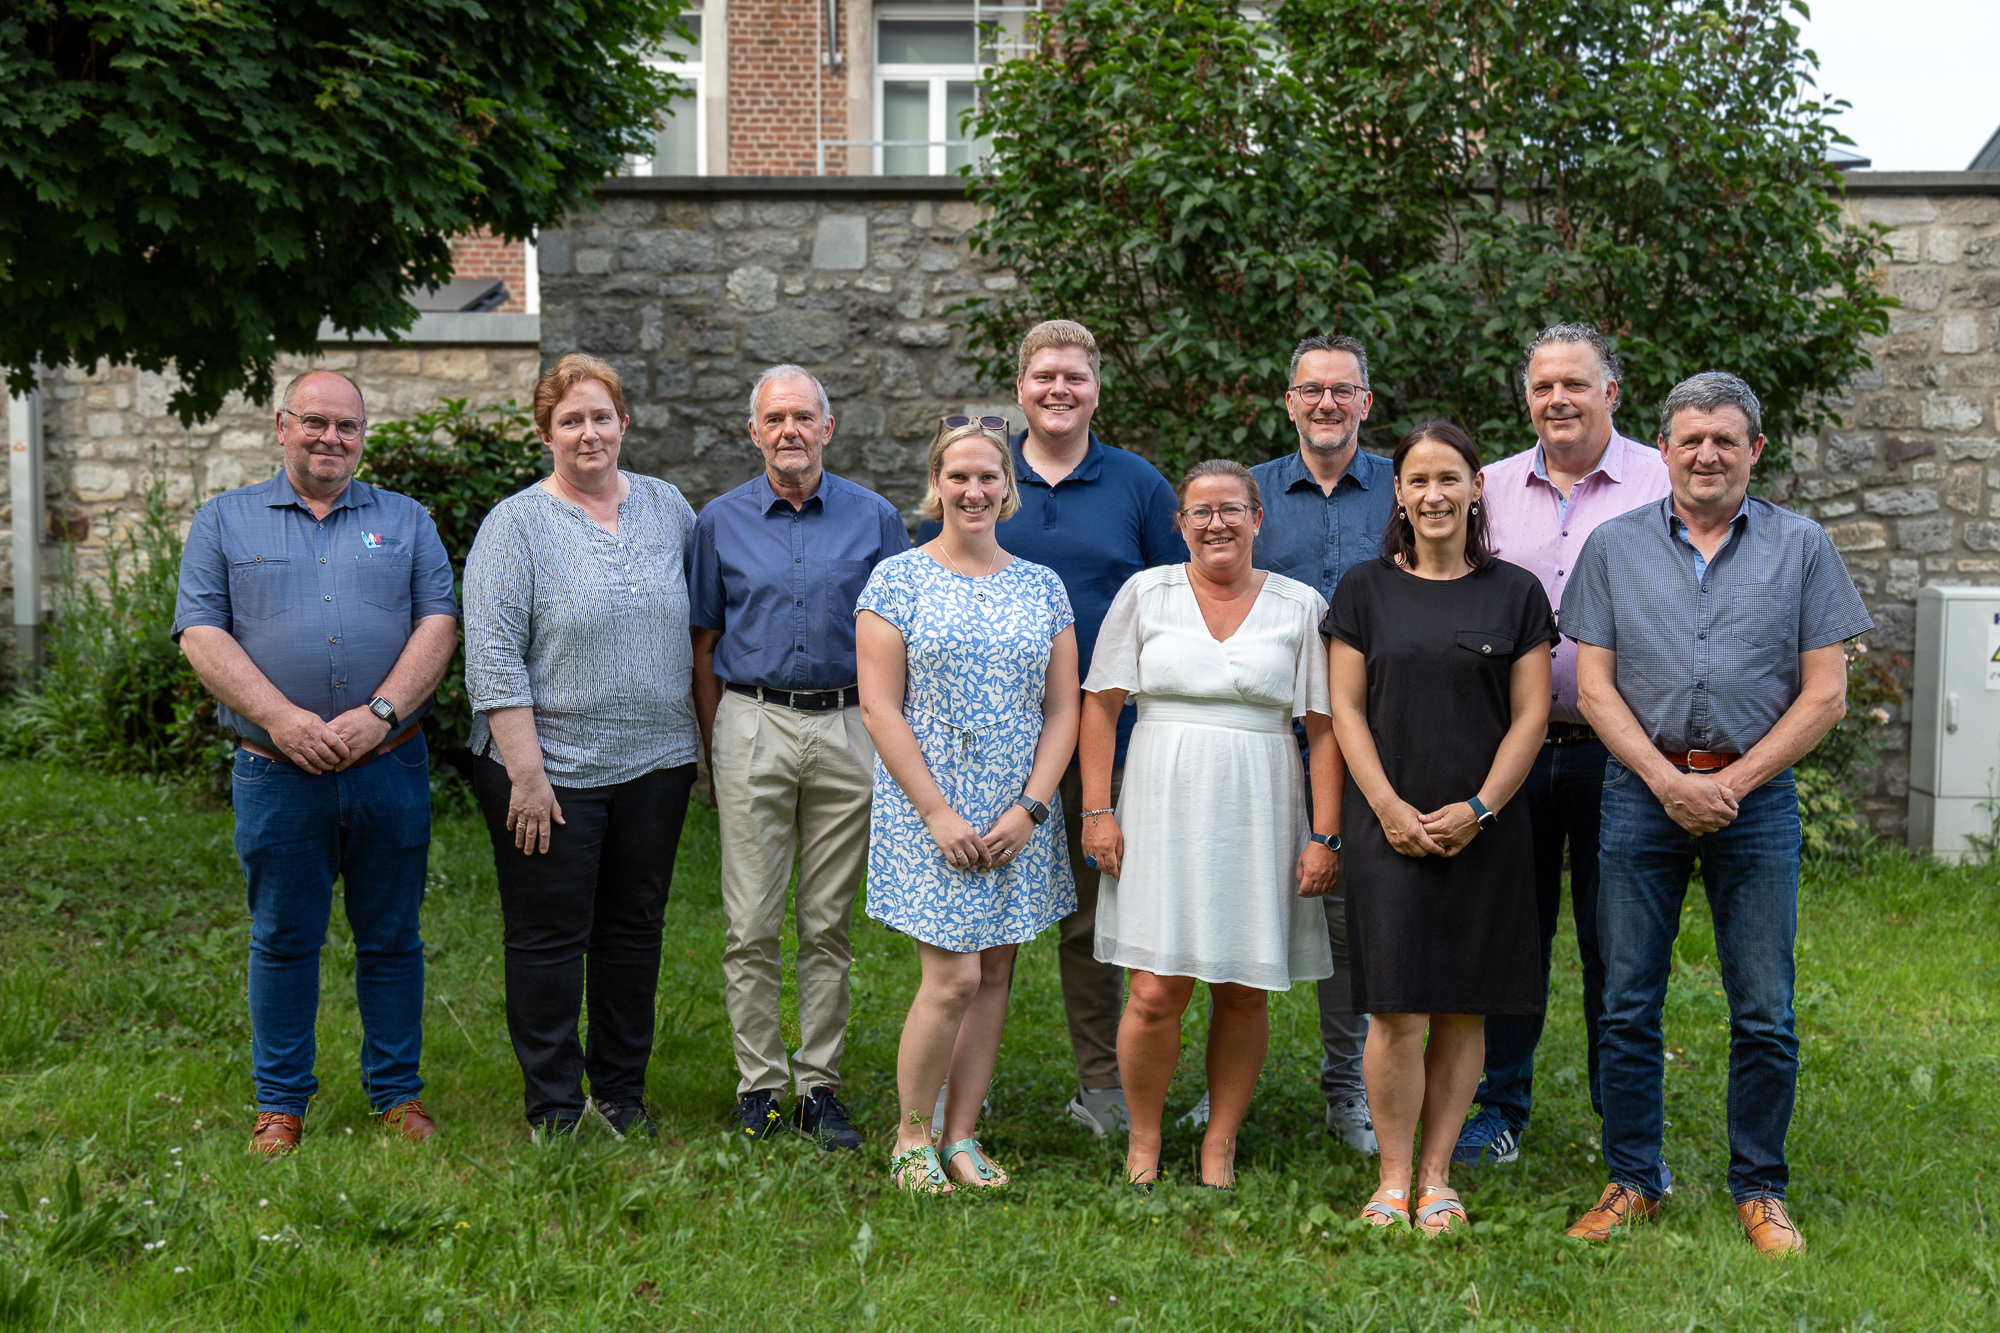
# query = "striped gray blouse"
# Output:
<box><xmin>463</xmin><ymin>473</ymin><xmax>699</xmax><ymax>787</ymax></box>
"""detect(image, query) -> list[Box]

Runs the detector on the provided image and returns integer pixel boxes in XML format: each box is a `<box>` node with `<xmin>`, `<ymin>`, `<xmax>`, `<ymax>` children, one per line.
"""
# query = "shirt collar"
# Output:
<box><xmin>753</xmin><ymin>470</ymin><xmax>828</xmax><ymax>513</ymax></box>
<box><xmin>1012</xmin><ymin>429</ymin><xmax>1105</xmax><ymax>487</ymax></box>
<box><xmin>1278</xmin><ymin>445</ymin><xmax>1382</xmax><ymax>493</ymax></box>
<box><xmin>1529</xmin><ymin>428</ymin><xmax>1640</xmax><ymax>489</ymax></box>
<box><xmin>264</xmin><ymin>471</ymin><xmax>372</xmax><ymax>511</ymax></box>
<box><xmin>1664</xmin><ymin>493</ymin><xmax>1753</xmax><ymax>535</ymax></box>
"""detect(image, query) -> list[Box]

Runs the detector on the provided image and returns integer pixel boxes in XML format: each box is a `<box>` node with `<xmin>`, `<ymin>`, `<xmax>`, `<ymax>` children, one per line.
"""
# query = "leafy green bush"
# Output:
<box><xmin>964</xmin><ymin>0</ymin><xmax>1891</xmax><ymax>473</ymax></box>
<box><xmin>1796</xmin><ymin>643</ymin><xmax>1904</xmax><ymax>864</ymax></box>
<box><xmin>357</xmin><ymin>398</ymin><xmax>546</xmax><ymax>776</ymax></box>
<box><xmin>0</xmin><ymin>462</ymin><xmax>228</xmax><ymax>786</ymax></box>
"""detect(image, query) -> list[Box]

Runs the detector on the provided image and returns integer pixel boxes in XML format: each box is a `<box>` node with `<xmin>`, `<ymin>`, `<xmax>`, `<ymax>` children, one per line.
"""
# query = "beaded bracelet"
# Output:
<box><xmin>1081</xmin><ymin>808</ymin><xmax>1115</xmax><ymax>819</ymax></box>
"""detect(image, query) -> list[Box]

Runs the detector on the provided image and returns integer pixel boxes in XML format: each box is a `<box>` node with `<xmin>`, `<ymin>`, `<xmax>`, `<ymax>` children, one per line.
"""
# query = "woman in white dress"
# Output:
<box><xmin>1079</xmin><ymin>460</ymin><xmax>1340</xmax><ymax>1190</ymax></box>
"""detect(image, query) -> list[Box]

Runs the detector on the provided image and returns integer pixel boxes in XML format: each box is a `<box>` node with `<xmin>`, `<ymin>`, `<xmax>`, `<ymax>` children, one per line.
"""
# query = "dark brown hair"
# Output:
<box><xmin>1379</xmin><ymin>420</ymin><xmax>1497</xmax><ymax>572</ymax></box>
<box><xmin>1174</xmin><ymin>459</ymin><xmax>1261</xmax><ymax>510</ymax></box>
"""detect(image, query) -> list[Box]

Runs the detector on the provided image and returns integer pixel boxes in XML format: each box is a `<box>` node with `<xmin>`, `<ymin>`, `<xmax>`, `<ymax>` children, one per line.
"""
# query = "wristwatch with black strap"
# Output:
<box><xmin>1014</xmin><ymin>795</ymin><xmax>1050</xmax><ymax>825</ymax></box>
<box><xmin>1308</xmin><ymin>832</ymin><xmax>1341</xmax><ymax>851</ymax></box>
<box><xmin>367</xmin><ymin>695</ymin><xmax>400</xmax><ymax>728</ymax></box>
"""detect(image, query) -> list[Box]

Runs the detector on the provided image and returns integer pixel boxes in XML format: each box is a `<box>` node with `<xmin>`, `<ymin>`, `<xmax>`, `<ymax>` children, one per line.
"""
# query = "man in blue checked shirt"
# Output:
<box><xmin>173</xmin><ymin>370</ymin><xmax>459</xmax><ymax>1157</ymax></box>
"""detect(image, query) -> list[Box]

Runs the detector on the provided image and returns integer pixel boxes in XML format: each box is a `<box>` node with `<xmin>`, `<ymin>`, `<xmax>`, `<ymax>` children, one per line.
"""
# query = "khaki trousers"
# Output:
<box><xmin>1058</xmin><ymin>762</ymin><xmax>1126</xmax><ymax>1090</ymax></box>
<box><xmin>712</xmin><ymin>690</ymin><xmax>875</xmax><ymax>1098</ymax></box>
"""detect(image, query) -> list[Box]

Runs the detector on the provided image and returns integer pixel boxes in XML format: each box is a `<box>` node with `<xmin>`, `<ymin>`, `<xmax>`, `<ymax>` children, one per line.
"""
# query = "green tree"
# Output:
<box><xmin>0</xmin><ymin>0</ymin><xmax>689</xmax><ymax>424</ymax></box>
<box><xmin>965</xmin><ymin>0</ymin><xmax>1892</xmax><ymax>473</ymax></box>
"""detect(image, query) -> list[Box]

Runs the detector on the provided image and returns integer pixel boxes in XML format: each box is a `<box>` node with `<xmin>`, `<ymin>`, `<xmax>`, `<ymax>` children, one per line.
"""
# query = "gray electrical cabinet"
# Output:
<box><xmin>1909</xmin><ymin>585</ymin><xmax>2000</xmax><ymax>860</ymax></box>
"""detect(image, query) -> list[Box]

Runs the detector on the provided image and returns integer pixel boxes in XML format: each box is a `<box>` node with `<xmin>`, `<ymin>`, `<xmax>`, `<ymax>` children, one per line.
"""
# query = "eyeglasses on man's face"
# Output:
<box><xmin>281</xmin><ymin>408</ymin><xmax>365</xmax><ymax>443</ymax></box>
<box><xmin>943</xmin><ymin>415</ymin><xmax>1011</xmax><ymax>431</ymax></box>
<box><xmin>1288</xmin><ymin>382</ymin><xmax>1365</xmax><ymax>408</ymax></box>
<box><xmin>1179</xmin><ymin>502</ymin><xmax>1257</xmax><ymax>527</ymax></box>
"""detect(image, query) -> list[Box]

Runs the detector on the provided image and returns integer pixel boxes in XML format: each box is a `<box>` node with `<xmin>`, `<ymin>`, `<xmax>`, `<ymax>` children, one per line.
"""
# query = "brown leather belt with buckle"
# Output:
<box><xmin>238</xmin><ymin>724</ymin><xmax>418</xmax><ymax>771</ymax></box>
<box><xmin>1661</xmin><ymin>748</ymin><xmax>1740</xmax><ymax>772</ymax></box>
<box><xmin>726</xmin><ymin>681</ymin><xmax>858</xmax><ymax>712</ymax></box>
<box><xmin>1545</xmin><ymin>721</ymin><xmax>1598</xmax><ymax>745</ymax></box>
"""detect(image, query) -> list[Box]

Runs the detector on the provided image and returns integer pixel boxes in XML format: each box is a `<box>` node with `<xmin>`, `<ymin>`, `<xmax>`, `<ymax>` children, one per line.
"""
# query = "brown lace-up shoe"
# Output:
<box><xmin>380</xmin><ymin>1099</ymin><xmax>437</xmax><ymax>1142</ymax></box>
<box><xmin>1737</xmin><ymin>1193</ymin><xmax>1805</xmax><ymax>1256</ymax></box>
<box><xmin>1565</xmin><ymin>1181</ymin><xmax>1662</xmax><ymax>1240</ymax></box>
<box><xmin>247</xmin><ymin>1112</ymin><xmax>302</xmax><ymax>1156</ymax></box>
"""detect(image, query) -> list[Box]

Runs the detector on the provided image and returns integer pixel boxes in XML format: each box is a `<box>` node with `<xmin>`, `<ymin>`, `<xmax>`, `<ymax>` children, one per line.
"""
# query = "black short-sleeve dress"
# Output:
<box><xmin>1322</xmin><ymin>558</ymin><xmax>1556</xmax><ymax>1016</ymax></box>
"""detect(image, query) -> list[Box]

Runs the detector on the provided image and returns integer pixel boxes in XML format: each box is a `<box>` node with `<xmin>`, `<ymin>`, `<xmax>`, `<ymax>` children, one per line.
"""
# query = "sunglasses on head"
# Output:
<box><xmin>942</xmin><ymin>415</ymin><xmax>1010</xmax><ymax>431</ymax></box>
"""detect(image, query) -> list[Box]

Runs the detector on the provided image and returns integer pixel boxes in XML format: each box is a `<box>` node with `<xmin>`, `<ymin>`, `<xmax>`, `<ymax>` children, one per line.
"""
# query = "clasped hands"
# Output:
<box><xmin>1659</xmin><ymin>768</ymin><xmax>1740</xmax><ymax>835</ymax></box>
<box><xmin>1379</xmin><ymin>799</ymin><xmax>1483</xmax><ymax>858</ymax></box>
<box><xmin>926</xmin><ymin>804</ymin><xmax>1034</xmax><ymax>871</ymax></box>
<box><xmin>268</xmin><ymin>704</ymin><xmax>393</xmax><ymax>775</ymax></box>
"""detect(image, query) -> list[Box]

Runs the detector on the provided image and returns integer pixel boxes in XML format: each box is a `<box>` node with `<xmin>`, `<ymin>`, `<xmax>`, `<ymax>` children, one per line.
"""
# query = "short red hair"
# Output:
<box><xmin>533</xmin><ymin>353</ymin><xmax>628</xmax><ymax>434</ymax></box>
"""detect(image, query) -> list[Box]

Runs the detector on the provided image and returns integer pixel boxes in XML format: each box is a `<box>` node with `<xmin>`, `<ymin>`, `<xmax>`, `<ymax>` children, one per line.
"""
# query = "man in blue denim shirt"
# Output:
<box><xmin>173</xmin><ymin>370</ymin><xmax>458</xmax><ymax>1156</ymax></box>
<box><xmin>1563</xmin><ymin>372</ymin><xmax>1870</xmax><ymax>1256</ymax></box>
<box><xmin>1248</xmin><ymin>334</ymin><xmax>1393</xmax><ymax>1156</ymax></box>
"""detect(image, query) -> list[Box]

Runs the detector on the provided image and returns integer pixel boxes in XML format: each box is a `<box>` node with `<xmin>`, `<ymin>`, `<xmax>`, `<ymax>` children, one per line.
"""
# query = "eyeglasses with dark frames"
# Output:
<box><xmin>1288</xmin><ymin>382</ymin><xmax>1366</xmax><ymax>408</ymax></box>
<box><xmin>280</xmin><ymin>408</ymin><xmax>365</xmax><ymax>443</ymax></box>
<box><xmin>942</xmin><ymin>415</ymin><xmax>1011</xmax><ymax>431</ymax></box>
<box><xmin>1179</xmin><ymin>502</ymin><xmax>1258</xmax><ymax>527</ymax></box>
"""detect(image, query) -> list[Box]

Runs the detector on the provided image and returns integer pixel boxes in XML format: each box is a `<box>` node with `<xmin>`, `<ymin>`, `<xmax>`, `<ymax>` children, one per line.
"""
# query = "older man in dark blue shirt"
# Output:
<box><xmin>691</xmin><ymin>364</ymin><xmax>910</xmax><ymax>1152</ymax></box>
<box><xmin>917</xmin><ymin>319</ymin><xmax>1184</xmax><ymax>1136</ymax></box>
<box><xmin>173</xmin><ymin>370</ymin><xmax>459</xmax><ymax>1156</ymax></box>
<box><xmin>1247</xmin><ymin>333</ymin><xmax>1393</xmax><ymax>1156</ymax></box>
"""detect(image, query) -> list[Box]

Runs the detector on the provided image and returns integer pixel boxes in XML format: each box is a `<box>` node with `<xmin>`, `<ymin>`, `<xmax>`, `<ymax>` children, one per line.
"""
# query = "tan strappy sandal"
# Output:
<box><xmin>1415</xmin><ymin>1184</ymin><xmax>1468</xmax><ymax>1236</ymax></box>
<box><xmin>1361</xmin><ymin>1186</ymin><xmax>1410</xmax><ymax>1228</ymax></box>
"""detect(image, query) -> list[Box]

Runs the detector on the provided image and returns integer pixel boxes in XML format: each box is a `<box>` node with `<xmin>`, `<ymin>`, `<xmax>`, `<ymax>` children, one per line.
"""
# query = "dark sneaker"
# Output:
<box><xmin>731</xmin><ymin>1089</ymin><xmax>785</xmax><ymax>1142</ymax></box>
<box><xmin>794</xmin><ymin>1086</ymin><xmax>864</xmax><ymax>1152</ymax></box>
<box><xmin>1451</xmin><ymin>1106</ymin><xmax>1521</xmax><ymax>1166</ymax></box>
<box><xmin>587</xmin><ymin>1096</ymin><xmax>657</xmax><ymax>1142</ymax></box>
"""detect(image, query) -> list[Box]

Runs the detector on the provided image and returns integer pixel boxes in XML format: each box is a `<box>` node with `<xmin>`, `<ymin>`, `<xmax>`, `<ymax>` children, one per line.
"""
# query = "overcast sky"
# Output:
<box><xmin>1796</xmin><ymin>0</ymin><xmax>2000</xmax><ymax>171</ymax></box>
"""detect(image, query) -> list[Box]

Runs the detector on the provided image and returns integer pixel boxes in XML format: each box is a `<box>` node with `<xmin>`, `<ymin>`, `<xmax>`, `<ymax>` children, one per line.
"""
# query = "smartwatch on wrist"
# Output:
<box><xmin>1014</xmin><ymin>796</ymin><xmax>1050</xmax><ymax>826</ymax></box>
<box><xmin>1308</xmin><ymin>832</ymin><xmax>1341</xmax><ymax>851</ymax></box>
<box><xmin>1466</xmin><ymin>795</ymin><xmax>1498</xmax><ymax>832</ymax></box>
<box><xmin>367</xmin><ymin>696</ymin><xmax>400</xmax><ymax>728</ymax></box>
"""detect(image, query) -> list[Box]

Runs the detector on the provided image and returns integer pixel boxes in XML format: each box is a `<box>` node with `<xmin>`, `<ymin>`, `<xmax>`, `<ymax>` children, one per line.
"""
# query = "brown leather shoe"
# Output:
<box><xmin>380</xmin><ymin>1099</ymin><xmax>436</xmax><ymax>1142</ymax></box>
<box><xmin>1737</xmin><ymin>1193</ymin><xmax>1805</xmax><ymax>1256</ymax></box>
<box><xmin>1565</xmin><ymin>1181</ymin><xmax>1661</xmax><ymax>1240</ymax></box>
<box><xmin>247</xmin><ymin>1112</ymin><xmax>302</xmax><ymax>1156</ymax></box>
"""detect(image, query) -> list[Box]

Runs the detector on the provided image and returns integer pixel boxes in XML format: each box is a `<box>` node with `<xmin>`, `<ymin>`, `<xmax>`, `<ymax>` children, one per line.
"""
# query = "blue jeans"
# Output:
<box><xmin>1597</xmin><ymin>759</ymin><xmax>1800</xmax><ymax>1202</ymax></box>
<box><xmin>233</xmin><ymin>735</ymin><xmax>432</xmax><ymax>1116</ymax></box>
<box><xmin>1475</xmin><ymin>738</ymin><xmax>1608</xmax><ymax>1129</ymax></box>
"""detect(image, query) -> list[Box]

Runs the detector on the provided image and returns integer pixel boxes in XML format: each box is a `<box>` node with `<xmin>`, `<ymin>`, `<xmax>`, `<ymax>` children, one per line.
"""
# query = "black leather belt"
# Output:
<box><xmin>727</xmin><ymin>682</ymin><xmax>857</xmax><ymax>712</ymax></box>
<box><xmin>1545</xmin><ymin>721</ymin><xmax>1599</xmax><ymax>745</ymax></box>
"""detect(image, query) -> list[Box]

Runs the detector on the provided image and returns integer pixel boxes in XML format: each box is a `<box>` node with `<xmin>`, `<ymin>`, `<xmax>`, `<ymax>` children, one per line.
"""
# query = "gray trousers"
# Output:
<box><xmin>1308</xmin><ymin>758</ymin><xmax>1367</xmax><ymax>1103</ymax></box>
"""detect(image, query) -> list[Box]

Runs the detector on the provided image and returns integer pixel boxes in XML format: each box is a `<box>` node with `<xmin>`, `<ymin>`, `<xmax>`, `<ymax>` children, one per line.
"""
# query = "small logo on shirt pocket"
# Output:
<box><xmin>362</xmin><ymin>532</ymin><xmax>399</xmax><ymax>550</ymax></box>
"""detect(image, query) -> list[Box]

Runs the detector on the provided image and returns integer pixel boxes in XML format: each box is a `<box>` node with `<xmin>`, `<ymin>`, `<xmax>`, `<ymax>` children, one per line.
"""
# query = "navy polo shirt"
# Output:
<box><xmin>171</xmin><ymin>472</ymin><xmax>458</xmax><ymax>751</ymax></box>
<box><xmin>917</xmin><ymin>431</ymin><xmax>1185</xmax><ymax>762</ymax></box>
<box><xmin>688</xmin><ymin>470</ymin><xmax>911</xmax><ymax>691</ymax></box>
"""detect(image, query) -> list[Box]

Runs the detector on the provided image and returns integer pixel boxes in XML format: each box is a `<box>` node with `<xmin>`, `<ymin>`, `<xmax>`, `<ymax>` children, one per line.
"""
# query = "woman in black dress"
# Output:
<box><xmin>1323</xmin><ymin>421</ymin><xmax>1553</xmax><ymax>1235</ymax></box>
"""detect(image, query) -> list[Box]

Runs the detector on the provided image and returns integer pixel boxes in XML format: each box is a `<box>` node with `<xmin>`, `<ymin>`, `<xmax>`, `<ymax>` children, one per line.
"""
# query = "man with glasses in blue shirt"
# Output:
<box><xmin>1244</xmin><ymin>333</ymin><xmax>1393</xmax><ymax>1155</ymax></box>
<box><xmin>174</xmin><ymin>370</ymin><xmax>459</xmax><ymax>1157</ymax></box>
<box><xmin>917</xmin><ymin>319</ymin><xmax>1185</xmax><ymax>1137</ymax></box>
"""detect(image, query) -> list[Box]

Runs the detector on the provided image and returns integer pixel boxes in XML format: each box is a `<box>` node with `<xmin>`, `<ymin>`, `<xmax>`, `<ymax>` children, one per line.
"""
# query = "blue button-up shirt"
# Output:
<box><xmin>1249</xmin><ymin>445</ymin><xmax>1396</xmax><ymax>758</ymax></box>
<box><xmin>1562</xmin><ymin>495</ymin><xmax>1873</xmax><ymax>754</ymax></box>
<box><xmin>171</xmin><ymin>472</ymin><xmax>458</xmax><ymax>751</ymax></box>
<box><xmin>917</xmin><ymin>431</ymin><xmax>1186</xmax><ymax>763</ymax></box>
<box><xmin>689</xmin><ymin>469</ymin><xmax>911</xmax><ymax>691</ymax></box>
<box><xmin>1249</xmin><ymin>446</ymin><xmax>1396</xmax><ymax>603</ymax></box>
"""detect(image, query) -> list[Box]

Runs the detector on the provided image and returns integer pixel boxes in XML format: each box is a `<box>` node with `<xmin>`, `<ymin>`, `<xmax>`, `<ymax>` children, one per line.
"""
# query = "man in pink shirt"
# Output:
<box><xmin>1453</xmin><ymin>324</ymin><xmax>1673</xmax><ymax>1168</ymax></box>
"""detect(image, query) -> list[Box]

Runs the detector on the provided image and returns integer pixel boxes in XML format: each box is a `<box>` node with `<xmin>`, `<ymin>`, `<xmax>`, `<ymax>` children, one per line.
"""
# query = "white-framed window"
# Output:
<box><xmin>875</xmin><ymin>10</ymin><xmax>990</xmax><ymax>175</ymax></box>
<box><xmin>635</xmin><ymin>13</ymin><xmax>704</xmax><ymax>176</ymax></box>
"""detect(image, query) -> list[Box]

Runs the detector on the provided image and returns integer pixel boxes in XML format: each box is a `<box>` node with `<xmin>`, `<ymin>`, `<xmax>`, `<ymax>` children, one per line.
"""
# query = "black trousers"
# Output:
<box><xmin>474</xmin><ymin>755</ymin><xmax>696</xmax><ymax>1125</ymax></box>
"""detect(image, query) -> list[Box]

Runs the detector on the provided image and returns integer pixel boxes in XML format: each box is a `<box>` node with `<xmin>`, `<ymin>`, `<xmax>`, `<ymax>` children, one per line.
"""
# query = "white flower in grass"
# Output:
<box><xmin>173</xmin><ymin>1266</ymin><xmax>188</xmax><ymax>1274</ymax></box>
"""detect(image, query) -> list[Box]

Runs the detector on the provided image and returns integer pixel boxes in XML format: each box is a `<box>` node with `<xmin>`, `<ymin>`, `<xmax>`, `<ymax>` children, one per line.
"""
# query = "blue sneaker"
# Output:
<box><xmin>1451</xmin><ymin>1106</ymin><xmax>1520</xmax><ymax>1165</ymax></box>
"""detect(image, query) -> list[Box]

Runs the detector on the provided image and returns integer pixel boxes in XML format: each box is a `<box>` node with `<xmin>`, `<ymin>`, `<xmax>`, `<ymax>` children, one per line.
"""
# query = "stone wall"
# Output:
<box><xmin>3</xmin><ymin>330</ymin><xmax>540</xmax><ymax>626</ymax></box>
<box><xmin>1775</xmin><ymin>172</ymin><xmax>2000</xmax><ymax>839</ymax></box>
<box><xmin>537</xmin><ymin>176</ymin><xmax>1011</xmax><ymax>515</ymax></box>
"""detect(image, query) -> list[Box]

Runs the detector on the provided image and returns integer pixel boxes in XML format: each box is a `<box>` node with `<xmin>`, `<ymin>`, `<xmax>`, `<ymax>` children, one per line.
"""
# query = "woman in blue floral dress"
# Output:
<box><xmin>856</xmin><ymin>420</ymin><xmax>1079</xmax><ymax>1194</ymax></box>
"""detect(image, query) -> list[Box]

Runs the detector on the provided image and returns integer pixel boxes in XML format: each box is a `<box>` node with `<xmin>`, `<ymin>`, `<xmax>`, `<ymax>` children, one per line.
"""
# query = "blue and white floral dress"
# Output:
<box><xmin>858</xmin><ymin>549</ymin><xmax>1077</xmax><ymax>952</ymax></box>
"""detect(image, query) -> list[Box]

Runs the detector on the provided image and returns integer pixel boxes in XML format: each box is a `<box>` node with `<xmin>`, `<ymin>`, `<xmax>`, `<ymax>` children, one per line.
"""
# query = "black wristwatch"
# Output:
<box><xmin>1014</xmin><ymin>796</ymin><xmax>1050</xmax><ymax>825</ymax></box>
<box><xmin>1466</xmin><ymin>795</ymin><xmax>1498</xmax><ymax>832</ymax></box>
<box><xmin>367</xmin><ymin>696</ymin><xmax>400</xmax><ymax>728</ymax></box>
<box><xmin>1308</xmin><ymin>832</ymin><xmax>1341</xmax><ymax>851</ymax></box>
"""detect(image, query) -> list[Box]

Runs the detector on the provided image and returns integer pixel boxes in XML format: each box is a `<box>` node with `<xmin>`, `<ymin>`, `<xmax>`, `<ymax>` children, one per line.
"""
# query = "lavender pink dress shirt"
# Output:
<box><xmin>1480</xmin><ymin>430</ymin><xmax>1672</xmax><ymax>723</ymax></box>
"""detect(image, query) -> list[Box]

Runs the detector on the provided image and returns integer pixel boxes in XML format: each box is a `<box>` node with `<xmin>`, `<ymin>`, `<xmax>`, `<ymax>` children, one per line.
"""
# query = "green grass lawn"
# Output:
<box><xmin>0</xmin><ymin>760</ymin><xmax>1995</xmax><ymax>1330</ymax></box>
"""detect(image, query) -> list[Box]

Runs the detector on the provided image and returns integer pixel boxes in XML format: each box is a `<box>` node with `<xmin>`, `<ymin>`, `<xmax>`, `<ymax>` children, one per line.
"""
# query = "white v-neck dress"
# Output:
<box><xmin>1083</xmin><ymin>565</ymin><xmax>1335</xmax><ymax>990</ymax></box>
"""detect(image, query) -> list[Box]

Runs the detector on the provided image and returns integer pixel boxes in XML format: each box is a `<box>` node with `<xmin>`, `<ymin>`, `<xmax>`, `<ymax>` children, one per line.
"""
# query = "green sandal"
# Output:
<box><xmin>890</xmin><ymin>1144</ymin><xmax>954</xmax><ymax>1195</ymax></box>
<box><xmin>942</xmin><ymin>1138</ymin><xmax>1009</xmax><ymax>1188</ymax></box>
